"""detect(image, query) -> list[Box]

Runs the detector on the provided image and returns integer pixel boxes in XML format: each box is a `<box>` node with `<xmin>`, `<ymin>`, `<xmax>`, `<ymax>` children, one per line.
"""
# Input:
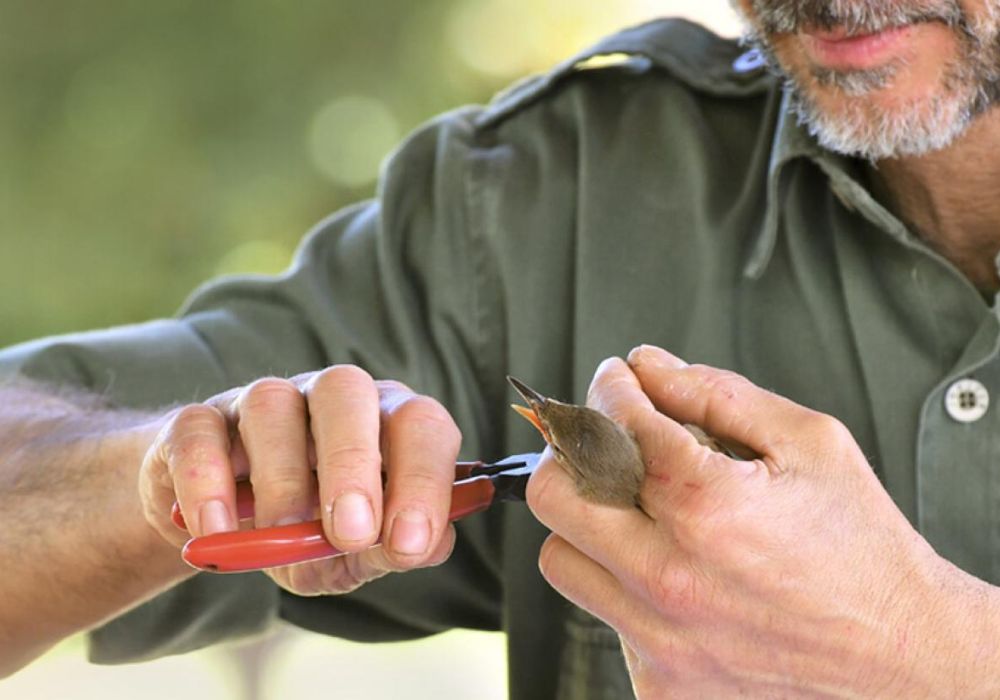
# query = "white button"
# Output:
<box><xmin>732</xmin><ymin>48</ymin><xmax>767</xmax><ymax>73</ymax></box>
<box><xmin>945</xmin><ymin>379</ymin><xmax>990</xmax><ymax>423</ymax></box>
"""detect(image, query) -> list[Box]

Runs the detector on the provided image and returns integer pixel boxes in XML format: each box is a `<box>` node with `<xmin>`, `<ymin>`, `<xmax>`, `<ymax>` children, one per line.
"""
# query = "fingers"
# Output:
<box><xmin>585</xmin><ymin>357</ymin><xmax>727</xmax><ymax>485</ymax></box>
<box><xmin>305</xmin><ymin>366</ymin><xmax>384</xmax><ymax>553</ymax></box>
<box><xmin>380</xmin><ymin>388</ymin><xmax>462</xmax><ymax>563</ymax></box>
<box><xmin>146</xmin><ymin>403</ymin><xmax>237</xmax><ymax>541</ymax></box>
<box><xmin>149</xmin><ymin>362</ymin><xmax>462</xmax><ymax>583</ymax></box>
<box><xmin>627</xmin><ymin>345</ymin><xmax>823</xmax><ymax>462</ymax></box>
<box><xmin>305</xmin><ymin>367</ymin><xmax>460</xmax><ymax>568</ymax></box>
<box><xmin>271</xmin><ymin>524</ymin><xmax>458</xmax><ymax>597</ymax></box>
<box><xmin>226</xmin><ymin>378</ymin><xmax>312</xmax><ymax>529</ymax></box>
<box><xmin>537</xmin><ymin>533</ymin><xmax>650</xmax><ymax>636</ymax></box>
<box><xmin>527</xmin><ymin>448</ymin><xmax>654</xmax><ymax>583</ymax></box>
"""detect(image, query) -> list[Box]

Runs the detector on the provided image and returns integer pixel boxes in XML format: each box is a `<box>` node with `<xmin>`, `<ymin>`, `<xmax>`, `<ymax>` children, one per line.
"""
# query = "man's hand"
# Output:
<box><xmin>140</xmin><ymin>365</ymin><xmax>461</xmax><ymax>595</ymax></box>
<box><xmin>527</xmin><ymin>345</ymin><xmax>1000</xmax><ymax>697</ymax></box>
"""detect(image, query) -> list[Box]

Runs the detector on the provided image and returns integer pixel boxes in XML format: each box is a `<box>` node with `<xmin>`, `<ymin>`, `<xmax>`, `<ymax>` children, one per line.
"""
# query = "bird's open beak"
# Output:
<box><xmin>507</xmin><ymin>376</ymin><xmax>552</xmax><ymax>444</ymax></box>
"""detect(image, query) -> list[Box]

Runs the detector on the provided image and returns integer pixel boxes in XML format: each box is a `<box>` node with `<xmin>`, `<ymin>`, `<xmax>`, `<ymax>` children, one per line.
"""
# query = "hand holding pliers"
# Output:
<box><xmin>173</xmin><ymin>452</ymin><xmax>542</xmax><ymax>573</ymax></box>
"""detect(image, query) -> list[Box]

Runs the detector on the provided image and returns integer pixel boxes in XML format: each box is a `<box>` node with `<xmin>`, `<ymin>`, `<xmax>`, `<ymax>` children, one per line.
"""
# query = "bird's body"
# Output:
<box><xmin>507</xmin><ymin>376</ymin><xmax>737</xmax><ymax>510</ymax></box>
<box><xmin>508</xmin><ymin>377</ymin><xmax>645</xmax><ymax>509</ymax></box>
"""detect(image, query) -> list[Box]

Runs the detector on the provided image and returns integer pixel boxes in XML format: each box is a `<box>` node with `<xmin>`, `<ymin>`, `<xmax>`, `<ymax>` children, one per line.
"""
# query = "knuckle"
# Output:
<box><xmin>650</xmin><ymin>563</ymin><xmax>700</xmax><ymax>617</ymax></box>
<box><xmin>239</xmin><ymin>377</ymin><xmax>303</xmax><ymax>415</ymax></box>
<box><xmin>169</xmin><ymin>403</ymin><xmax>223</xmax><ymax>436</ymax></box>
<box><xmin>390</xmin><ymin>468</ymin><xmax>447</xmax><ymax>499</ymax></box>
<box><xmin>802</xmin><ymin>411</ymin><xmax>853</xmax><ymax>447</ymax></box>
<box><xmin>390</xmin><ymin>395</ymin><xmax>460</xmax><ymax>442</ymax></box>
<box><xmin>319</xmin><ymin>559</ymin><xmax>365</xmax><ymax>594</ymax></box>
<box><xmin>319</xmin><ymin>443</ymin><xmax>380</xmax><ymax>474</ymax></box>
<box><xmin>281</xmin><ymin>564</ymin><xmax>324</xmax><ymax>596</ymax></box>
<box><xmin>389</xmin><ymin>394</ymin><xmax>439</xmax><ymax>419</ymax></box>
<box><xmin>163</xmin><ymin>405</ymin><xmax>227</xmax><ymax>474</ymax></box>
<box><xmin>308</xmin><ymin>364</ymin><xmax>374</xmax><ymax>396</ymax></box>
<box><xmin>248</xmin><ymin>471</ymin><xmax>307</xmax><ymax>501</ymax></box>
<box><xmin>701</xmin><ymin>367</ymin><xmax>752</xmax><ymax>401</ymax></box>
<box><xmin>670</xmin><ymin>498</ymin><xmax>716</xmax><ymax>553</ymax></box>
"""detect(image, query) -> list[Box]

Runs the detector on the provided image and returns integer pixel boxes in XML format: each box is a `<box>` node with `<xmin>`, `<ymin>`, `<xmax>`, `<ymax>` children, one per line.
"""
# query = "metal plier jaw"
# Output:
<box><xmin>172</xmin><ymin>452</ymin><xmax>542</xmax><ymax>574</ymax></box>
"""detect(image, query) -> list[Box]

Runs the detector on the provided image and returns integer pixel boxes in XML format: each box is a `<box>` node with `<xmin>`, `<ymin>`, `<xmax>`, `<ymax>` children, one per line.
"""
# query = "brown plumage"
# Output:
<box><xmin>508</xmin><ymin>376</ymin><xmax>645</xmax><ymax>509</ymax></box>
<box><xmin>507</xmin><ymin>376</ymin><xmax>740</xmax><ymax>511</ymax></box>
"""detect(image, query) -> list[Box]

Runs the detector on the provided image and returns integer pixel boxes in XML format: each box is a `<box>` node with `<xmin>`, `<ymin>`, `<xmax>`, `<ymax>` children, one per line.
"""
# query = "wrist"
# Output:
<box><xmin>95</xmin><ymin>417</ymin><xmax>195</xmax><ymax>578</ymax></box>
<box><xmin>0</xmin><ymin>409</ymin><xmax>192</xmax><ymax>675</ymax></box>
<box><xmin>891</xmin><ymin>548</ymin><xmax>1000</xmax><ymax>697</ymax></box>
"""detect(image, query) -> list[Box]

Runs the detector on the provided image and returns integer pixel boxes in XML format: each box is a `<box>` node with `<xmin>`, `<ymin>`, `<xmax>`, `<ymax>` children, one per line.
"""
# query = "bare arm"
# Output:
<box><xmin>0</xmin><ymin>380</ymin><xmax>192</xmax><ymax>677</ymax></box>
<box><xmin>0</xmin><ymin>364</ymin><xmax>466</xmax><ymax>677</ymax></box>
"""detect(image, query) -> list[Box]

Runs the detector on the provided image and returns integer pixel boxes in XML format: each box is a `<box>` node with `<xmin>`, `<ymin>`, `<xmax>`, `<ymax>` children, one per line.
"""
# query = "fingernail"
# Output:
<box><xmin>628</xmin><ymin>344</ymin><xmax>688</xmax><ymax>368</ymax></box>
<box><xmin>199</xmin><ymin>500</ymin><xmax>233</xmax><ymax>535</ymax></box>
<box><xmin>389</xmin><ymin>509</ymin><xmax>431</xmax><ymax>556</ymax></box>
<box><xmin>331</xmin><ymin>492</ymin><xmax>376</xmax><ymax>543</ymax></box>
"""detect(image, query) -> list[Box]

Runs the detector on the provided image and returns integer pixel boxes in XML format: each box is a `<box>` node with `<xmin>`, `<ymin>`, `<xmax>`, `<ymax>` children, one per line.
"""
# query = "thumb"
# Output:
<box><xmin>626</xmin><ymin>345</ymin><xmax>826</xmax><ymax>462</ymax></box>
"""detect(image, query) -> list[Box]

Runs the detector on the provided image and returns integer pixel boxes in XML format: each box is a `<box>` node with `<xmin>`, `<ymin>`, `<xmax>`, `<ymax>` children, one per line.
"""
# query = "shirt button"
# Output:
<box><xmin>732</xmin><ymin>48</ymin><xmax>767</xmax><ymax>74</ymax></box>
<box><xmin>944</xmin><ymin>379</ymin><xmax>990</xmax><ymax>423</ymax></box>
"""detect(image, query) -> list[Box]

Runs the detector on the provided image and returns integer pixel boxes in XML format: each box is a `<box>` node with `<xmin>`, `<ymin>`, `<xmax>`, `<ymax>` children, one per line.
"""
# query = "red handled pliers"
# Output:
<box><xmin>172</xmin><ymin>452</ymin><xmax>542</xmax><ymax>574</ymax></box>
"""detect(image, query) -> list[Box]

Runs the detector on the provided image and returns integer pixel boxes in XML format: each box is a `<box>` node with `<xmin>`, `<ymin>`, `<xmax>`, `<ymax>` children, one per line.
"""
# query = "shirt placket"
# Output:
<box><xmin>821</xmin><ymin>161</ymin><xmax>1000</xmax><ymax>583</ymax></box>
<box><xmin>917</xmin><ymin>312</ymin><xmax>1000</xmax><ymax>583</ymax></box>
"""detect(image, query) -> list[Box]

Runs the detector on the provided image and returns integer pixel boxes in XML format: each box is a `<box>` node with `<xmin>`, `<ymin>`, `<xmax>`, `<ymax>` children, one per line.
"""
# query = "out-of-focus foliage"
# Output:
<box><xmin>0</xmin><ymin>0</ymin><xmax>739</xmax><ymax>346</ymax></box>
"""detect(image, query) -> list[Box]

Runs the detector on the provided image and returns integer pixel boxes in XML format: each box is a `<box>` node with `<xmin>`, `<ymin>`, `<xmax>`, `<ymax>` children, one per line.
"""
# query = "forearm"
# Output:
<box><xmin>0</xmin><ymin>381</ymin><xmax>192</xmax><ymax>677</ymax></box>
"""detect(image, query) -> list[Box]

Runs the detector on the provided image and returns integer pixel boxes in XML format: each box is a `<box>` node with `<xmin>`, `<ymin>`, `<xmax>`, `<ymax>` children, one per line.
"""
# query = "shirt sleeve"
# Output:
<box><xmin>0</xmin><ymin>105</ymin><xmax>511</xmax><ymax>663</ymax></box>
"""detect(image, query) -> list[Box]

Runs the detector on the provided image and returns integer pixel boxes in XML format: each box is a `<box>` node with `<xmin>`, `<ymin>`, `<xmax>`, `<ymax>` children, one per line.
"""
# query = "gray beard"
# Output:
<box><xmin>735</xmin><ymin>0</ymin><xmax>1000</xmax><ymax>160</ymax></box>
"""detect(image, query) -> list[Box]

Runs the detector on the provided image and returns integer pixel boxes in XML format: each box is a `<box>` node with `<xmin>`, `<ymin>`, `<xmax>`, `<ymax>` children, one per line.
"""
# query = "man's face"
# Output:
<box><xmin>731</xmin><ymin>0</ymin><xmax>1000</xmax><ymax>159</ymax></box>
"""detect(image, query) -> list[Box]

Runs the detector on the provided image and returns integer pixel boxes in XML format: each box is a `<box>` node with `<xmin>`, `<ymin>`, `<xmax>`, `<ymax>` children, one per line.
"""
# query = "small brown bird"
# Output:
<box><xmin>508</xmin><ymin>375</ymin><xmax>645</xmax><ymax>509</ymax></box>
<box><xmin>507</xmin><ymin>376</ymin><xmax>739</xmax><ymax>510</ymax></box>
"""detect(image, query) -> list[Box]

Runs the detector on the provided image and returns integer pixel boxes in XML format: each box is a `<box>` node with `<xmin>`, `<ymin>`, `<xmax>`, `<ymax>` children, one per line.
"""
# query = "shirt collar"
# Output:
<box><xmin>743</xmin><ymin>88</ymin><xmax>826</xmax><ymax>279</ymax></box>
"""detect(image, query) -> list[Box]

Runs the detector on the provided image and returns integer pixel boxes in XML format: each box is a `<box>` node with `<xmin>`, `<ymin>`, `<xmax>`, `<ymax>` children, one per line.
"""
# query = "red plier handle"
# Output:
<box><xmin>172</xmin><ymin>453</ymin><xmax>541</xmax><ymax>574</ymax></box>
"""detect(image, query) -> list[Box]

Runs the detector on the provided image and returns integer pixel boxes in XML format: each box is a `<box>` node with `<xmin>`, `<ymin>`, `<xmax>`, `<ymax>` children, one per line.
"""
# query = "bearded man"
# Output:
<box><xmin>2</xmin><ymin>2</ymin><xmax>999</xmax><ymax>697</ymax></box>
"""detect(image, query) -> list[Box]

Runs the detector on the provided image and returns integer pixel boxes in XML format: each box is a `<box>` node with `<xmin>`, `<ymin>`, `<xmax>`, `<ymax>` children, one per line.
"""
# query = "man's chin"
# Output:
<box><xmin>791</xmin><ymin>84</ymin><xmax>974</xmax><ymax>160</ymax></box>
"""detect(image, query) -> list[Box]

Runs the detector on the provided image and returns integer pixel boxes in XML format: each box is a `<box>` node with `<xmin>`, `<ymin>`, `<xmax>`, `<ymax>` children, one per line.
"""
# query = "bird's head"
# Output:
<box><xmin>507</xmin><ymin>375</ymin><xmax>647</xmax><ymax>509</ymax></box>
<box><xmin>507</xmin><ymin>375</ymin><xmax>604</xmax><ymax>471</ymax></box>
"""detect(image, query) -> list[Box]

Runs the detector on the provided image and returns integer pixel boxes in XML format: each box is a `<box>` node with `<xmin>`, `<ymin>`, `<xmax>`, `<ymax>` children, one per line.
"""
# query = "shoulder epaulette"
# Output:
<box><xmin>475</xmin><ymin>17</ymin><xmax>775</xmax><ymax>130</ymax></box>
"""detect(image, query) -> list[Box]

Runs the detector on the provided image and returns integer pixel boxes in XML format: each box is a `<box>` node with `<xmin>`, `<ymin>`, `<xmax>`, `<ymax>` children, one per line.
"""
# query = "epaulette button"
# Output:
<box><xmin>732</xmin><ymin>48</ymin><xmax>767</xmax><ymax>74</ymax></box>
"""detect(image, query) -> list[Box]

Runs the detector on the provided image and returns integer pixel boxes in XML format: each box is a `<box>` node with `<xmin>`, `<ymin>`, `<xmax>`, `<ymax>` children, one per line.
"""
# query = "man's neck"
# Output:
<box><xmin>867</xmin><ymin>107</ymin><xmax>1000</xmax><ymax>298</ymax></box>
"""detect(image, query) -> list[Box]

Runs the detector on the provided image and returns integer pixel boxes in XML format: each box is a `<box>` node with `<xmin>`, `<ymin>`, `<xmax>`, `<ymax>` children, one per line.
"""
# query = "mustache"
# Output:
<box><xmin>746</xmin><ymin>0</ymin><xmax>963</xmax><ymax>34</ymax></box>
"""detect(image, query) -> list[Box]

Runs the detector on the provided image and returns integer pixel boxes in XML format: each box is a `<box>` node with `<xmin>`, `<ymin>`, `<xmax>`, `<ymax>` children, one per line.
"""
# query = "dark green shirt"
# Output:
<box><xmin>3</xmin><ymin>18</ymin><xmax>999</xmax><ymax>699</ymax></box>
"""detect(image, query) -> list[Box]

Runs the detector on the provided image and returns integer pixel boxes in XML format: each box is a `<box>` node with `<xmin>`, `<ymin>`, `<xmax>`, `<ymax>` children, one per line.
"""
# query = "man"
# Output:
<box><xmin>2</xmin><ymin>0</ymin><xmax>1000</xmax><ymax>696</ymax></box>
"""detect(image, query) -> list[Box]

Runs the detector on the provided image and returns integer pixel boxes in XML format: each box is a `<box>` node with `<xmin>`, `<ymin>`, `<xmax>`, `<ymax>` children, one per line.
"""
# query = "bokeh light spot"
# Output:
<box><xmin>307</xmin><ymin>95</ymin><xmax>400</xmax><ymax>188</ymax></box>
<box><xmin>214</xmin><ymin>239</ymin><xmax>293</xmax><ymax>277</ymax></box>
<box><xmin>448</xmin><ymin>0</ymin><xmax>546</xmax><ymax>78</ymax></box>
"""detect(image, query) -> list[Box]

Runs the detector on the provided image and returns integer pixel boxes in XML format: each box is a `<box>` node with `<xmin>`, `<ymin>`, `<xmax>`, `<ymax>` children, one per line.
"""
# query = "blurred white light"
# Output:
<box><xmin>307</xmin><ymin>95</ymin><xmax>401</xmax><ymax>188</ymax></box>
<box><xmin>261</xmin><ymin>628</ymin><xmax>508</xmax><ymax>700</ymax></box>
<box><xmin>3</xmin><ymin>643</ymin><xmax>241</xmax><ymax>700</ymax></box>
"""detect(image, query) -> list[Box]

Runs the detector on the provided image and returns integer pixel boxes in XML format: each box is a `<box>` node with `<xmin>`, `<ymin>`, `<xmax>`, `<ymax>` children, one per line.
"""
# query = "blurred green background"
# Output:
<box><xmin>0</xmin><ymin>0</ymin><xmax>738</xmax><ymax>347</ymax></box>
<box><xmin>0</xmin><ymin>1</ymin><xmax>740</xmax><ymax>697</ymax></box>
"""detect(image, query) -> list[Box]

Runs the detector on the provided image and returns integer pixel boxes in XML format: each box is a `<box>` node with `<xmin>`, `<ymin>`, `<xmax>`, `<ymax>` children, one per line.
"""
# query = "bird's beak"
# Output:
<box><xmin>507</xmin><ymin>376</ymin><xmax>553</xmax><ymax>444</ymax></box>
